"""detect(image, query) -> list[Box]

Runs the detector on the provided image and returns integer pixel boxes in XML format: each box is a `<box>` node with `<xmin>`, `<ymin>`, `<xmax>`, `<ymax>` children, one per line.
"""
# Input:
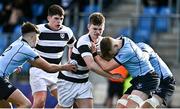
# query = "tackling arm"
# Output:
<box><xmin>83</xmin><ymin>55</ymin><xmax>120</xmax><ymax>79</ymax></box>
<box><xmin>29</xmin><ymin>57</ymin><xmax>76</xmax><ymax>73</ymax></box>
<box><xmin>94</xmin><ymin>55</ymin><xmax>120</xmax><ymax>71</ymax></box>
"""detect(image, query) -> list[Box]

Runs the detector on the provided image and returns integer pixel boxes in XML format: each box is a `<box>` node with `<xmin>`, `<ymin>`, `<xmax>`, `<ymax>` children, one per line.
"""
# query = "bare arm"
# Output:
<box><xmin>83</xmin><ymin>56</ymin><xmax>120</xmax><ymax>79</ymax></box>
<box><xmin>29</xmin><ymin>57</ymin><xmax>77</xmax><ymax>73</ymax></box>
<box><xmin>68</xmin><ymin>47</ymin><xmax>73</xmax><ymax>62</ymax></box>
<box><xmin>94</xmin><ymin>55</ymin><xmax>120</xmax><ymax>71</ymax></box>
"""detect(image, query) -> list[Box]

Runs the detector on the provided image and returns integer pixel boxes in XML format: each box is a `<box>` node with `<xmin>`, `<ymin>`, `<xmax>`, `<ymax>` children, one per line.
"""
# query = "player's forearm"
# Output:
<box><xmin>88</xmin><ymin>62</ymin><xmax>112</xmax><ymax>79</ymax></box>
<box><xmin>43</xmin><ymin>64</ymin><xmax>63</xmax><ymax>73</ymax></box>
<box><xmin>68</xmin><ymin>47</ymin><xmax>73</xmax><ymax>61</ymax></box>
<box><xmin>94</xmin><ymin>55</ymin><xmax>111</xmax><ymax>71</ymax></box>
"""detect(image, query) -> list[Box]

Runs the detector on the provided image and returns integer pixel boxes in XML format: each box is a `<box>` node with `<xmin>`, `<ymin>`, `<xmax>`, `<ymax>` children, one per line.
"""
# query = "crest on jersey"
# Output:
<box><xmin>60</xmin><ymin>33</ymin><xmax>65</xmax><ymax>38</ymax></box>
<box><xmin>136</xmin><ymin>83</ymin><xmax>142</xmax><ymax>89</ymax></box>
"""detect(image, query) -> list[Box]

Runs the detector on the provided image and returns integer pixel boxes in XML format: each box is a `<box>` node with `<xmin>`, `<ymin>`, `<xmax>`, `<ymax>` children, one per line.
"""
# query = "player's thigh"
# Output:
<box><xmin>0</xmin><ymin>100</ymin><xmax>11</xmax><ymax>108</ymax></box>
<box><xmin>75</xmin><ymin>98</ymin><xmax>93</xmax><ymax>108</ymax></box>
<box><xmin>7</xmin><ymin>89</ymin><xmax>31</xmax><ymax>106</ymax></box>
<box><xmin>57</xmin><ymin>80</ymin><xmax>77</xmax><ymax>107</ymax></box>
<box><xmin>131</xmin><ymin>72</ymin><xmax>160</xmax><ymax>96</ymax></box>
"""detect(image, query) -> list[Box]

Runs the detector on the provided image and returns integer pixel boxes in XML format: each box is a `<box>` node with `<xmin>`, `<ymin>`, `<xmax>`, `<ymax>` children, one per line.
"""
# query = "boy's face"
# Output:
<box><xmin>88</xmin><ymin>24</ymin><xmax>104</xmax><ymax>39</ymax></box>
<box><xmin>27</xmin><ymin>32</ymin><xmax>39</xmax><ymax>48</ymax></box>
<box><xmin>47</xmin><ymin>15</ymin><xmax>64</xmax><ymax>30</ymax></box>
<box><xmin>32</xmin><ymin>33</ymin><xmax>39</xmax><ymax>48</ymax></box>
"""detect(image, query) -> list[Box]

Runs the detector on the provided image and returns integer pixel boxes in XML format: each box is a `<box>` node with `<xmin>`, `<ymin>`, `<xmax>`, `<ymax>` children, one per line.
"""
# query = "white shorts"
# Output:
<box><xmin>57</xmin><ymin>79</ymin><xmax>93</xmax><ymax>107</ymax></box>
<box><xmin>29</xmin><ymin>67</ymin><xmax>59</xmax><ymax>95</ymax></box>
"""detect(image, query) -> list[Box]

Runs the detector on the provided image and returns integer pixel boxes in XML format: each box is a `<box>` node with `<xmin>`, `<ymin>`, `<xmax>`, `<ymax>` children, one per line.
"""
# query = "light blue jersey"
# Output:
<box><xmin>137</xmin><ymin>42</ymin><xmax>172</xmax><ymax>79</ymax></box>
<box><xmin>114</xmin><ymin>37</ymin><xmax>154</xmax><ymax>78</ymax></box>
<box><xmin>0</xmin><ymin>39</ymin><xmax>39</xmax><ymax>77</ymax></box>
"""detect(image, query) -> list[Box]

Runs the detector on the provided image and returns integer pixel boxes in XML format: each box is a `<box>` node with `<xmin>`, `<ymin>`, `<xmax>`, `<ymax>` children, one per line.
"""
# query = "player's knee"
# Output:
<box><xmin>140</xmin><ymin>96</ymin><xmax>160</xmax><ymax>108</ymax></box>
<box><xmin>127</xmin><ymin>94</ymin><xmax>144</xmax><ymax>107</ymax></box>
<box><xmin>116</xmin><ymin>99</ymin><xmax>128</xmax><ymax>108</ymax></box>
<box><xmin>33</xmin><ymin>97</ymin><xmax>46</xmax><ymax>108</ymax></box>
<box><xmin>24</xmin><ymin>101</ymin><xmax>32</xmax><ymax>108</ymax></box>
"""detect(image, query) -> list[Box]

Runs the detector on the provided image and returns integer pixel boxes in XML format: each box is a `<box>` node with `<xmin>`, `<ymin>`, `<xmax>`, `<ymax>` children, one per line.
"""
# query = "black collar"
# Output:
<box><xmin>21</xmin><ymin>38</ymin><xmax>28</xmax><ymax>43</ymax></box>
<box><xmin>88</xmin><ymin>35</ymin><xmax>93</xmax><ymax>42</ymax></box>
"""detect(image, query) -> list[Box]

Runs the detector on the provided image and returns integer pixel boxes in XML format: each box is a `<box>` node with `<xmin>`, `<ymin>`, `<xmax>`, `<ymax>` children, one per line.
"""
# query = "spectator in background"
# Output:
<box><xmin>104</xmin><ymin>66</ymin><xmax>128</xmax><ymax>108</ymax></box>
<box><xmin>142</xmin><ymin>0</ymin><xmax>168</xmax><ymax>7</ymax></box>
<box><xmin>0</xmin><ymin>0</ymin><xmax>32</xmax><ymax>33</ymax></box>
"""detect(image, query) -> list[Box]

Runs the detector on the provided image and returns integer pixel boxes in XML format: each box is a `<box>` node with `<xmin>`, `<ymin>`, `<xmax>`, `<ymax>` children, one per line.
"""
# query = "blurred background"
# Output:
<box><xmin>0</xmin><ymin>0</ymin><xmax>180</xmax><ymax>108</ymax></box>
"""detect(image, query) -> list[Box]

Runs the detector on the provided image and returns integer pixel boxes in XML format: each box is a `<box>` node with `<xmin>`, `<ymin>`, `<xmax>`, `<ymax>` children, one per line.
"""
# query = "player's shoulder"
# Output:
<box><xmin>61</xmin><ymin>25</ymin><xmax>72</xmax><ymax>31</ymax></box>
<box><xmin>78</xmin><ymin>34</ymin><xmax>89</xmax><ymax>41</ymax></box>
<box><xmin>36</xmin><ymin>23</ymin><xmax>45</xmax><ymax>28</ymax></box>
<box><xmin>36</xmin><ymin>24</ymin><xmax>47</xmax><ymax>32</ymax></box>
<box><xmin>77</xmin><ymin>34</ymin><xmax>90</xmax><ymax>44</ymax></box>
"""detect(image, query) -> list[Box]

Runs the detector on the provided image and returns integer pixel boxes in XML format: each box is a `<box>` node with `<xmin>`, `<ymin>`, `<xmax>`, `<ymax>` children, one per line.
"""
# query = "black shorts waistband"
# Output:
<box><xmin>58</xmin><ymin>72</ymin><xmax>88</xmax><ymax>83</ymax></box>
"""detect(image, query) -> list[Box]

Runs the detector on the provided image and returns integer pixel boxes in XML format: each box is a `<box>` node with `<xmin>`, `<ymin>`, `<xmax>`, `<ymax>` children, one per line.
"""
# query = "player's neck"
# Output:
<box><xmin>116</xmin><ymin>39</ymin><xmax>123</xmax><ymax>49</ymax></box>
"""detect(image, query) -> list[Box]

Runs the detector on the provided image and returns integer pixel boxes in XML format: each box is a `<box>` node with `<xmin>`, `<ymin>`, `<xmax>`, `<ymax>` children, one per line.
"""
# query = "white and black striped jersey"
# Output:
<box><xmin>58</xmin><ymin>34</ymin><xmax>103</xmax><ymax>83</ymax></box>
<box><xmin>35</xmin><ymin>24</ymin><xmax>76</xmax><ymax>64</ymax></box>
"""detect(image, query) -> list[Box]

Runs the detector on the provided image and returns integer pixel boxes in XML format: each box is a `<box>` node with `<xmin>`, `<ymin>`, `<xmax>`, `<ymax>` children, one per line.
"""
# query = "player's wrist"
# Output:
<box><xmin>60</xmin><ymin>65</ymin><xmax>65</xmax><ymax>70</ymax></box>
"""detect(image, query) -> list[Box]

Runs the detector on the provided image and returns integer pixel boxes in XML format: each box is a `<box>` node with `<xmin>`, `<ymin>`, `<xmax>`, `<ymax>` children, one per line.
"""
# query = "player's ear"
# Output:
<box><xmin>87</xmin><ymin>24</ymin><xmax>90</xmax><ymax>29</ymax></box>
<box><xmin>47</xmin><ymin>16</ymin><xmax>51</xmax><ymax>21</ymax></box>
<box><xmin>114</xmin><ymin>44</ymin><xmax>118</xmax><ymax>48</ymax></box>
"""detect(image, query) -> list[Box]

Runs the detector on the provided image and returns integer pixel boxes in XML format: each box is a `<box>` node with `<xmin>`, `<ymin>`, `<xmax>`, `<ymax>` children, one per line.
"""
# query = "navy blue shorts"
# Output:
<box><xmin>125</xmin><ymin>72</ymin><xmax>160</xmax><ymax>96</ymax></box>
<box><xmin>0</xmin><ymin>77</ymin><xmax>17</xmax><ymax>100</ymax></box>
<box><xmin>154</xmin><ymin>76</ymin><xmax>176</xmax><ymax>106</ymax></box>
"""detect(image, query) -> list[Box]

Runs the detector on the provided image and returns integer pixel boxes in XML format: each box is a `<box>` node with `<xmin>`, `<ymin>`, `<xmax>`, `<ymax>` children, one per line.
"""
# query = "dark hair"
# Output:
<box><xmin>21</xmin><ymin>22</ymin><xmax>40</xmax><ymax>35</ymax></box>
<box><xmin>48</xmin><ymin>4</ymin><xmax>64</xmax><ymax>16</ymax></box>
<box><xmin>100</xmin><ymin>37</ymin><xmax>113</xmax><ymax>60</ymax></box>
<box><xmin>89</xmin><ymin>12</ymin><xmax>105</xmax><ymax>26</ymax></box>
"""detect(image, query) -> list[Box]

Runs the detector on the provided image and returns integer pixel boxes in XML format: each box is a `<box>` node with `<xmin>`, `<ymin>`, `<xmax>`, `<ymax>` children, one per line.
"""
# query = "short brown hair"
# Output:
<box><xmin>21</xmin><ymin>22</ymin><xmax>40</xmax><ymax>35</ymax></box>
<box><xmin>89</xmin><ymin>12</ymin><xmax>105</xmax><ymax>26</ymax></box>
<box><xmin>48</xmin><ymin>4</ymin><xmax>64</xmax><ymax>16</ymax></box>
<box><xmin>100</xmin><ymin>37</ymin><xmax>113</xmax><ymax>60</ymax></box>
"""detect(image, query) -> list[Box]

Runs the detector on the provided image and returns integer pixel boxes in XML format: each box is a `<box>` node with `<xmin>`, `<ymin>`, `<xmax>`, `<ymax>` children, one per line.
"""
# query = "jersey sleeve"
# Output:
<box><xmin>77</xmin><ymin>38</ymin><xmax>92</xmax><ymax>58</ymax></box>
<box><xmin>67</xmin><ymin>28</ymin><xmax>76</xmax><ymax>47</ymax></box>
<box><xmin>78</xmin><ymin>44</ymin><xmax>92</xmax><ymax>58</ymax></box>
<box><xmin>23</xmin><ymin>46</ymin><xmax>40</xmax><ymax>61</ymax></box>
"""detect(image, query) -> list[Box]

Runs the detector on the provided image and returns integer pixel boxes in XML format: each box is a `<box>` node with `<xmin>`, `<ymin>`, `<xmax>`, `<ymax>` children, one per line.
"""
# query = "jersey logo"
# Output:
<box><xmin>8</xmin><ymin>84</ymin><xmax>13</xmax><ymax>88</ymax></box>
<box><xmin>136</xmin><ymin>83</ymin><xmax>142</xmax><ymax>89</ymax></box>
<box><xmin>60</xmin><ymin>33</ymin><xmax>65</xmax><ymax>39</ymax></box>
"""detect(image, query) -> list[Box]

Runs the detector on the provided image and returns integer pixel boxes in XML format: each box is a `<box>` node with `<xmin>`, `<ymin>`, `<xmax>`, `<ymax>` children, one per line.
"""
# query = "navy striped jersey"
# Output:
<box><xmin>0</xmin><ymin>39</ymin><xmax>39</xmax><ymax>77</ymax></box>
<box><xmin>137</xmin><ymin>42</ymin><xmax>173</xmax><ymax>79</ymax></box>
<box><xmin>114</xmin><ymin>37</ymin><xmax>154</xmax><ymax>78</ymax></box>
<box><xmin>35</xmin><ymin>24</ymin><xmax>76</xmax><ymax>64</ymax></box>
<box><xmin>59</xmin><ymin>34</ymin><xmax>103</xmax><ymax>81</ymax></box>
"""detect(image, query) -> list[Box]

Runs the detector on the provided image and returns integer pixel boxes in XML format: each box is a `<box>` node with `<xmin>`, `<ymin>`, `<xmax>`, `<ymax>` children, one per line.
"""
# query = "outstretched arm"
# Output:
<box><xmin>29</xmin><ymin>57</ymin><xmax>77</xmax><ymax>73</ymax></box>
